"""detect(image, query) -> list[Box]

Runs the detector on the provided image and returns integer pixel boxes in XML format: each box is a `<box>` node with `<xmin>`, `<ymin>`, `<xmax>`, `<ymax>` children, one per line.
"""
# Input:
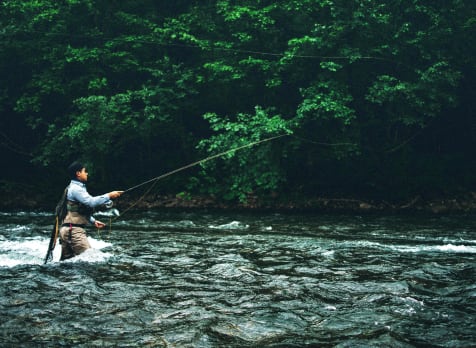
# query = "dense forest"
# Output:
<box><xmin>1</xmin><ymin>0</ymin><xmax>475</xmax><ymax>210</ymax></box>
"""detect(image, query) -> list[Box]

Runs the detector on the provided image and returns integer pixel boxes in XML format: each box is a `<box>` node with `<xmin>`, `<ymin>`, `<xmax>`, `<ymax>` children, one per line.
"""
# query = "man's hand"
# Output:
<box><xmin>95</xmin><ymin>220</ymin><xmax>106</xmax><ymax>229</ymax></box>
<box><xmin>108</xmin><ymin>191</ymin><xmax>124</xmax><ymax>199</ymax></box>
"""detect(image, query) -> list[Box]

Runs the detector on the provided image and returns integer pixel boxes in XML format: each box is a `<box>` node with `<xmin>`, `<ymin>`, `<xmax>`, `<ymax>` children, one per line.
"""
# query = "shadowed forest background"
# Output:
<box><xmin>1</xmin><ymin>0</ymin><xmax>475</xmax><ymax>210</ymax></box>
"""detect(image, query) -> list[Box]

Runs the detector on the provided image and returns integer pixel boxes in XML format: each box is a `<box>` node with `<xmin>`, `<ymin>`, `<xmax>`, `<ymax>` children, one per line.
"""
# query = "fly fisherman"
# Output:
<box><xmin>59</xmin><ymin>161</ymin><xmax>123</xmax><ymax>261</ymax></box>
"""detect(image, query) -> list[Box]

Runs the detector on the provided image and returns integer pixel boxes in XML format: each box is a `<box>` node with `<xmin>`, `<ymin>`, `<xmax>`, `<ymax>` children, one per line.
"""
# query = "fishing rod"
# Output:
<box><xmin>99</xmin><ymin>132</ymin><xmax>352</xmax><ymax>223</ymax></box>
<box><xmin>123</xmin><ymin>133</ymin><xmax>289</xmax><ymax>194</ymax></box>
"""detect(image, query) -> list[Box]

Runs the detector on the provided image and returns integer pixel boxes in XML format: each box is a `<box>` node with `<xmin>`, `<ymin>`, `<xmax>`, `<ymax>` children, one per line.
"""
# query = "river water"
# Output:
<box><xmin>0</xmin><ymin>210</ymin><xmax>475</xmax><ymax>347</ymax></box>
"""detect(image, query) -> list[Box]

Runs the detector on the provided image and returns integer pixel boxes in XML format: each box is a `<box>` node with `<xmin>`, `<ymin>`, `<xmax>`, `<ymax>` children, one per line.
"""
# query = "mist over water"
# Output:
<box><xmin>1</xmin><ymin>211</ymin><xmax>475</xmax><ymax>347</ymax></box>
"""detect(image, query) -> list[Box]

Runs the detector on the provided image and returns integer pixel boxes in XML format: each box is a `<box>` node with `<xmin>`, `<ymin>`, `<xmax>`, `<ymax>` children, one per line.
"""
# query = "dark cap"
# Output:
<box><xmin>68</xmin><ymin>161</ymin><xmax>84</xmax><ymax>179</ymax></box>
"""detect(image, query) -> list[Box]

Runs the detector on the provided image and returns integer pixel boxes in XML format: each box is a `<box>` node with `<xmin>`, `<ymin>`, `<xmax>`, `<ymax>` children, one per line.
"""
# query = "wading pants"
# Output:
<box><xmin>59</xmin><ymin>224</ymin><xmax>91</xmax><ymax>260</ymax></box>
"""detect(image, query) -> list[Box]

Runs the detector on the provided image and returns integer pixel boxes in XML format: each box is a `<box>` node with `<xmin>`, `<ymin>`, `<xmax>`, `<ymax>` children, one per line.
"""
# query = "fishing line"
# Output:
<box><xmin>96</xmin><ymin>133</ymin><xmax>352</xmax><ymax>233</ymax></box>
<box><xmin>123</xmin><ymin>133</ymin><xmax>289</xmax><ymax>194</ymax></box>
<box><xmin>112</xmin><ymin>133</ymin><xmax>289</xmax><ymax>219</ymax></box>
<box><xmin>115</xmin><ymin>170</ymin><xmax>162</xmax><ymax>218</ymax></box>
<box><xmin>291</xmin><ymin>135</ymin><xmax>357</xmax><ymax>147</ymax></box>
<box><xmin>11</xmin><ymin>29</ymin><xmax>395</xmax><ymax>63</ymax></box>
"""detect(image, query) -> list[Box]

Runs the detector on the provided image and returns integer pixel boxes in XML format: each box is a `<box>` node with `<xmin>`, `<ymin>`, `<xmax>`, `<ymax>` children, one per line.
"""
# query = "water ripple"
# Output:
<box><xmin>0</xmin><ymin>211</ymin><xmax>475</xmax><ymax>347</ymax></box>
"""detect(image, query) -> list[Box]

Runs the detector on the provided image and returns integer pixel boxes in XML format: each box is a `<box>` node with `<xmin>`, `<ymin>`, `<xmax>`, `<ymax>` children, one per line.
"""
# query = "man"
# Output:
<box><xmin>59</xmin><ymin>161</ymin><xmax>123</xmax><ymax>260</ymax></box>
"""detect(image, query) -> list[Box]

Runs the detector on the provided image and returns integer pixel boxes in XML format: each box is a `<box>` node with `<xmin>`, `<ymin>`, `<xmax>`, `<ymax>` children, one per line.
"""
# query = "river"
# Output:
<box><xmin>0</xmin><ymin>210</ymin><xmax>475</xmax><ymax>347</ymax></box>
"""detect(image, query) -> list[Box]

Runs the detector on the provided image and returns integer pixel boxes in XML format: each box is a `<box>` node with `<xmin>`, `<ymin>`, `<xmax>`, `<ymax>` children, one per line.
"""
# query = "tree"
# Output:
<box><xmin>1</xmin><ymin>0</ymin><xmax>475</xmax><ymax>204</ymax></box>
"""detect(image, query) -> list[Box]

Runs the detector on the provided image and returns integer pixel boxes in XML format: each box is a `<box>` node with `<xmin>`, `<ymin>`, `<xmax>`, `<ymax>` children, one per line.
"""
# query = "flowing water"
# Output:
<box><xmin>0</xmin><ymin>210</ymin><xmax>475</xmax><ymax>347</ymax></box>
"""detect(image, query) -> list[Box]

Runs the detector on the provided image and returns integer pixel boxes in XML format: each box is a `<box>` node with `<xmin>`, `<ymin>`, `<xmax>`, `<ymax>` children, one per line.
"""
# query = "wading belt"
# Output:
<box><xmin>61</xmin><ymin>223</ymin><xmax>86</xmax><ymax>228</ymax></box>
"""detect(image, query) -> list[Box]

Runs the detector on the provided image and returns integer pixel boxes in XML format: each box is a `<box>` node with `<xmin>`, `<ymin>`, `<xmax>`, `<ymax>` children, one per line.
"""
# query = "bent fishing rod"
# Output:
<box><xmin>122</xmin><ymin>133</ymin><xmax>289</xmax><ymax>194</ymax></box>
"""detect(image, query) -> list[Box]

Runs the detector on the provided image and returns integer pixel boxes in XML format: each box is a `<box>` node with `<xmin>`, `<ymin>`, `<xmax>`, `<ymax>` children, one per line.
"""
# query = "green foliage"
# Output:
<box><xmin>1</xmin><ymin>0</ymin><xmax>475</xmax><ymax>201</ymax></box>
<box><xmin>367</xmin><ymin>62</ymin><xmax>461</xmax><ymax>127</ymax></box>
<box><xmin>38</xmin><ymin>58</ymin><xmax>197</xmax><ymax>172</ymax></box>
<box><xmin>195</xmin><ymin>107</ymin><xmax>291</xmax><ymax>202</ymax></box>
<box><xmin>297</xmin><ymin>81</ymin><xmax>355</xmax><ymax>125</ymax></box>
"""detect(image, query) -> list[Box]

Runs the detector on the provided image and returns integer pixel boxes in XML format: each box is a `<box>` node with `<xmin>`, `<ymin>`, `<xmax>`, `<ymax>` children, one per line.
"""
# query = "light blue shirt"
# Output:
<box><xmin>67</xmin><ymin>180</ymin><xmax>112</xmax><ymax>224</ymax></box>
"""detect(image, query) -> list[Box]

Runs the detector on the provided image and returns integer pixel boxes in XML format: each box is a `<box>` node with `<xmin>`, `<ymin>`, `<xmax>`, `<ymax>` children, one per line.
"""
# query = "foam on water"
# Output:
<box><xmin>436</xmin><ymin>243</ymin><xmax>476</xmax><ymax>252</ymax></box>
<box><xmin>0</xmin><ymin>236</ymin><xmax>112</xmax><ymax>267</ymax></box>
<box><xmin>348</xmin><ymin>240</ymin><xmax>476</xmax><ymax>253</ymax></box>
<box><xmin>392</xmin><ymin>243</ymin><xmax>476</xmax><ymax>253</ymax></box>
<box><xmin>208</xmin><ymin>220</ymin><xmax>250</xmax><ymax>230</ymax></box>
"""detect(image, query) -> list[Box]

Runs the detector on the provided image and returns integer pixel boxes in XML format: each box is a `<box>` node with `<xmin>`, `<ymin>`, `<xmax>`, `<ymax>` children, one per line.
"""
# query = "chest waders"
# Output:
<box><xmin>59</xmin><ymin>222</ymin><xmax>87</xmax><ymax>259</ymax></box>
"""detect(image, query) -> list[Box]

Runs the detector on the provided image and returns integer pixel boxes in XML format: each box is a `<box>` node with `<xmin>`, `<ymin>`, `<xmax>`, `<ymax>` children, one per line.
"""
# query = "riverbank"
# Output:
<box><xmin>2</xmin><ymin>188</ymin><xmax>476</xmax><ymax>214</ymax></box>
<box><xmin>114</xmin><ymin>192</ymin><xmax>476</xmax><ymax>214</ymax></box>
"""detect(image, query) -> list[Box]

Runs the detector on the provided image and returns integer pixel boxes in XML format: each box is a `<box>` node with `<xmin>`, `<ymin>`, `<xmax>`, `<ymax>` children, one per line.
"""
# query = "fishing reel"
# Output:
<box><xmin>93</xmin><ymin>201</ymin><xmax>120</xmax><ymax>217</ymax></box>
